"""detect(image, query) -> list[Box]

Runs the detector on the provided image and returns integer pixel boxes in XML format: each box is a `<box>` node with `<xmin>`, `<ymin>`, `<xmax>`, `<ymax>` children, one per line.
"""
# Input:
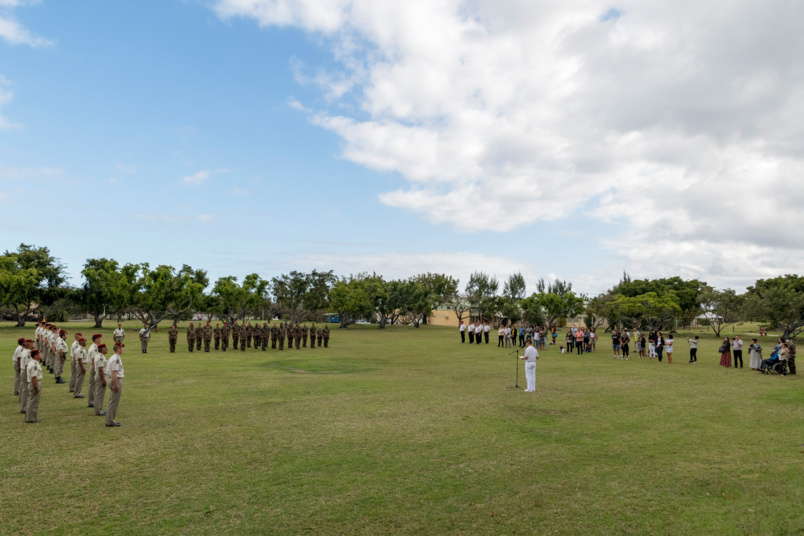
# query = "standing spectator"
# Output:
<box><xmin>749</xmin><ymin>339</ymin><xmax>762</xmax><ymax>369</ymax></box>
<box><xmin>665</xmin><ymin>333</ymin><xmax>674</xmax><ymax>364</ymax></box>
<box><xmin>648</xmin><ymin>330</ymin><xmax>658</xmax><ymax>359</ymax></box>
<box><xmin>484</xmin><ymin>321</ymin><xmax>490</xmax><ymax>344</ymax></box>
<box><xmin>785</xmin><ymin>338</ymin><xmax>796</xmax><ymax>375</ymax></box>
<box><xmin>518</xmin><ymin>325</ymin><xmax>526</xmax><ymax>348</ymax></box>
<box><xmin>583</xmin><ymin>329</ymin><xmax>590</xmax><ymax>352</ymax></box>
<box><xmin>475</xmin><ymin>322</ymin><xmax>482</xmax><ymax>345</ymax></box>
<box><xmin>575</xmin><ymin>328</ymin><xmax>585</xmax><ymax>355</ymax></box>
<box><xmin>621</xmin><ymin>331</ymin><xmax>630</xmax><ymax>360</ymax></box>
<box><xmin>719</xmin><ymin>336</ymin><xmax>732</xmax><ymax>367</ymax></box>
<box><xmin>468</xmin><ymin>321</ymin><xmax>475</xmax><ymax>344</ymax></box>
<box><xmin>686</xmin><ymin>336</ymin><xmax>699</xmax><ymax>363</ymax></box>
<box><xmin>504</xmin><ymin>324</ymin><xmax>513</xmax><ymax>348</ymax></box>
<box><xmin>655</xmin><ymin>332</ymin><xmax>665</xmax><ymax>362</ymax></box>
<box><xmin>459</xmin><ymin>321</ymin><xmax>466</xmax><ymax>343</ymax></box>
<box><xmin>611</xmin><ymin>330</ymin><xmax>620</xmax><ymax>358</ymax></box>
<box><xmin>497</xmin><ymin>325</ymin><xmax>505</xmax><ymax>347</ymax></box>
<box><xmin>732</xmin><ymin>336</ymin><xmax>744</xmax><ymax>368</ymax></box>
<box><xmin>540</xmin><ymin>328</ymin><xmax>547</xmax><ymax>350</ymax></box>
<box><xmin>637</xmin><ymin>332</ymin><xmax>646</xmax><ymax>358</ymax></box>
<box><xmin>551</xmin><ymin>324</ymin><xmax>557</xmax><ymax>345</ymax></box>
<box><xmin>590</xmin><ymin>328</ymin><xmax>597</xmax><ymax>352</ymax></box>
<box><xmin>565</xmin><ymin>330</ymin><xmax>574</xmax><ymax>353</ymax></box>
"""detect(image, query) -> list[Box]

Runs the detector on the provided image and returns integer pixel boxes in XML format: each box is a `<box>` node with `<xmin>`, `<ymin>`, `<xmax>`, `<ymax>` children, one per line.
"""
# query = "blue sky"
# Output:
<box><xmin>2</xmin><ymin>0</ymin><xmax>801</xmax><ymax>295</ymax></box>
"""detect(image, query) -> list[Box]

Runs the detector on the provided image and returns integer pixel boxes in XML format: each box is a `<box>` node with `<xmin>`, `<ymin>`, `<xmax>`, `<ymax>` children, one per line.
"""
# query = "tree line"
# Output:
<box><xmin>2</xmin><ymin>244</ymin><xmax>803</xmax><ymax>338</ymax></box>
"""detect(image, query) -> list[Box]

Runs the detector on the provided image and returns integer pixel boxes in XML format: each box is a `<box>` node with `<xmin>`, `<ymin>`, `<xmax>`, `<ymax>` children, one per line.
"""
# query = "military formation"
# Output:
<box><xmin>11</xmin><ymin>321</ymin><xmax>125</xmax><ymax>426</ymax></box>
<box><xmin>11</xmin><ymin>319</ymin><xmax>331</xmax><ymax>425</ymax></box>
<box><xmin>177</xmin><ymin>320</ymin><xmax>330</xmax><ymax>353</ymax></box>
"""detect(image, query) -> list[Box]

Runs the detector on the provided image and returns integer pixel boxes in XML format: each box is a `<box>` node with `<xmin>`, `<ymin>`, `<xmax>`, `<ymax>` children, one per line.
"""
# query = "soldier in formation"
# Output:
<box><xmin>168</xmin><ymin>324</ymin><xmax>178</xmax><ymax>353</ymax></box>
<box><xmin>221</xmin><ymin>322</ymin><xmax>230</xmax><ymax>351</ymax></box>
<box><xmin>214</xmin><ymin>323</ymin><xmax>221</xmax><ymax>350</ymax></box>
<box><xmin>203</xmin><ymin>322</ymin><xmax>212</xmax><ymax>352</ymax></box>
<box><xmin>187</xmin><ymin>323</ymin><xmax>196</xmax><ymax>352</ymax></box>
<box><xmin>196</xmin><ymin>324</ymin><xmax>203</xmax><ymax>351</ymax></box>
<box><xmin>232</xmin><ymin>321</ymin><xmax>240</xmax><ymax>350</ymax></box>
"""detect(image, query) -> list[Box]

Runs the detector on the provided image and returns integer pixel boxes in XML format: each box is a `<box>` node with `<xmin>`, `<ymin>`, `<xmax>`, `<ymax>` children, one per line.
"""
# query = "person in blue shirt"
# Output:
<box><xmin>519</xmin><ymin>326</ymin><xmax>526</xmax><ymax>348</ymax></box>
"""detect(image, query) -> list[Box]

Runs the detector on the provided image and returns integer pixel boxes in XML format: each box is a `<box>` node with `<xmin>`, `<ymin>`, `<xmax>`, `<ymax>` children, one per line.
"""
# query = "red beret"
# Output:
<box><xmin>98</xmin><ymin>343</ymin><xmax>107</xmax><ymax>349</ymax></box>
<box><xmin>75</xmin><ymin>332</ymin><xmax>83</xmax><ymax>336</ymax></box>
<box><xmin>92</xmin><ymin>334</ymin><xmax>102</xmax><ymax>340</ymax></box>
<box><xmin>17</xmin><ymin>337</ymin><xmax>25</xmax><ymax>344</ymax></box>
<box><xmin>25</xmin><ymin>339</ymin><xmax>33</xmax><ymax>343</ymax></box>
<box><xmin>114</xmin><ymin>342</ymin><xmax>125</xmax><ymax>347</ymax></box>
<box><xmin>59</xmin><ymin>329</ymin><xmax>67</xmax><ymax>335</ymax></box>
<box><xmin>77</xmin><ymin>337</ymin><xmax>86</xmax><ymax>342</ymax></box>
<box><xmin>30</xmin><ymin>349</ymin><xmax>40</xmax><ymax>357</ymax></box>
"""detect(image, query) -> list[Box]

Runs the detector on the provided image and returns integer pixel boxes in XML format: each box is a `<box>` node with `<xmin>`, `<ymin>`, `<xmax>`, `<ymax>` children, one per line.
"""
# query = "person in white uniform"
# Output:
<box><xmin>105</xmin><ymin>343</ymin><xmax>125</xmax><ymax>427</ymax></box>
<box><xmin>12</xmin><ymin>337</ymin><xmax>25</xmax><ymax>396</ymax></box>
<box><xmin>520</xmin><ymin>339</ymin><xmax>539</xmax><ymax>392</ymax></box>
<box><xmin>113</xmin><ymin>324</ymin><xmax>125</xmax><ymax>344</ymax></box>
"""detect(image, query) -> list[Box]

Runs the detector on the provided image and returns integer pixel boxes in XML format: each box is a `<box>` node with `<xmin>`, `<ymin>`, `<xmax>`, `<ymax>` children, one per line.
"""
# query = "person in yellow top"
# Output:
<box><xmin>93</xmin><ymin>344</ymin><xmax>109</xmax><ymax>417</ymax></box>
<box><xmin>25</xmin><ymin>349</ymin><xmax>44</xmax><ymax>423</ymax></box>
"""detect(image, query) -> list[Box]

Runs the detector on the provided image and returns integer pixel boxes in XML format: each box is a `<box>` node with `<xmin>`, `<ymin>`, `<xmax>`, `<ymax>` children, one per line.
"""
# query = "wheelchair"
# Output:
<box><xmin>762</xmin><ymin>359</ymin><xmax>788</xmax><ymax>376</ymax></box>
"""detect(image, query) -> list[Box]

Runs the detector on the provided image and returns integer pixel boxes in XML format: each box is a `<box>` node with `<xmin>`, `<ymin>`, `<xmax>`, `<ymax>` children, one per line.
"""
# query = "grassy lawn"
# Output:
<box><xmin>1</xmin><ymin>321</ymin><xmax>801</xmax><ymax>535</ymax></box>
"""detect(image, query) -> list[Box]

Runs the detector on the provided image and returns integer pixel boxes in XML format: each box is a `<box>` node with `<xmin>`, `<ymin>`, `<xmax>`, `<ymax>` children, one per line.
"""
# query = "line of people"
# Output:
<box><xmin>11</xmin><ymin>321</ymin><xmax>124</xmax><ymax>426</ymax></box>
<box><xmin>171</xmin><ymin>321</ymin><xmax>330</xmax><ymax>353</ymax></box>
<box><xmin>718</xmin><ymin>335</ymin><xmax>796</xmax><ymax>374</ymax></box>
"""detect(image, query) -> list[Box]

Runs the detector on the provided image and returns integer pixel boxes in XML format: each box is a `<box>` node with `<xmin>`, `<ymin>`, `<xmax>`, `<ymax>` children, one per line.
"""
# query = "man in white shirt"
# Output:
<box><xmin>105</xmin><ymin>343</ymin><xmax>125</xmax><ymax>427</ymax></box>
<box><xmin>69</xmin><ymin>332</ymin><xmax>82</xmax><ymax>393</ymax></box>
<box><xmin>732</xmin><ymin>335</ymin><xmax>744</xmax><ymax>369</ymax></box>
<box><xmin>12</xmin><ymin>337</ymin><xmax>25</xmax><ymax>396</ymax></box>
<box><xmin>26</xmin><ymin>349</ymin><xmax>44</xmax><ymax>423</ymax></box>
<box><xmin>73</xmin><ymin>338</ymin><xmax>89</xmax><ymax>398</ymax></box>
<box><xmin>93</xmin><ymin>344</ymin><xmax>109</xmax><ymax>416</ymax></box>
<box><xmin>459</xmin><ymin>321</ymin><xmax>466</xmax><ymax>343</ymax></box>
<box><xmin>520</xmin><ymin>339</ymin><xmax>539</xmax><ymax>392</ymax></box>
<box><xmin>483</xmin><ymin>321</ymin><xmax>490</xmax><ymax>344</ymax></box>
<box><xmin>474</xmin><ymin>322</ymin><xmax>482</xmax><ymax>345</ymax></box>
<box><xmin>113</xmin><ymin>323</ymin><xmax>125</xmax><ymax>344</ymax></box>
<box><xmin>87</xmin><ymin>334</ymin><xmax>102</xmax><ymax>408</ymax></box>
<box><xmin>468</xmin><ymin>322</ymin><xmax>475</xmax><ymax>344</ymax></box>
<box><xmin>504</xmin><ymin>325</ymin><xmax>512</xmax><ymax>348</ymax></box>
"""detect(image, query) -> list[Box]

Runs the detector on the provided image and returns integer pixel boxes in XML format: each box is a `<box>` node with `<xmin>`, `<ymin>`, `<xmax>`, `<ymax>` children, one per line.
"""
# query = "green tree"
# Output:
<box><xmin>745</xmin><ymin>275</ymin><xmax>804</xmax><ymax>338</ymax></box>
<box><xmin>272</xmin><ymin>270</ymin><xmax>335</xmax><ymax>324</ymax></box>
<box><xmin>520</xmin><ymin>279</ymin><xmax>584</xmax><ymax>329</ymax></box>
<box><xmin>123</xmin><ymin>263</ymin><xmax>203</xmax><ymax>327</ymax></box>
<box><xmin>0</xmin><ymin>244</ymin><xmax>68</xmax><ymax>326</ymax></box>
<box><xmin>465</xmin><ymin>271</ymin><xmax>498</xmax><ymax>322</ymax></box>
<box><xmin>77</xmin><ymin>258</ymin><xmax>129</xmax><ymax>328</ymax></box>
<box><xmin>330</xmin><ymin>274</ymin><xmax>373</xmax><ymax>328</ymax></box>
<box><xmin>211</xmin><ymin>274</ymin><xmax>269</xmax><ymax>324</ymax></box>
<box><xmin>698</xmin><ymin>287</ymin><xmax>744</xmax><ymax>337</ymax></box>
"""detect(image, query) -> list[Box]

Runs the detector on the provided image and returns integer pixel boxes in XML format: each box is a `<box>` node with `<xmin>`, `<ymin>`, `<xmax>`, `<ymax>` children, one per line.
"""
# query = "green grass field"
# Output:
<box><xmin>1</xmin><ymin>321</ymin><xmax>802</xmax><ymax>535</ymax></box>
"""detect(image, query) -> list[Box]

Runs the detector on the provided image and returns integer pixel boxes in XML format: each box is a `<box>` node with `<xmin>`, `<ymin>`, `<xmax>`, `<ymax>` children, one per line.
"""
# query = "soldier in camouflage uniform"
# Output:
<box><xmin>278</xmin><ymin>323</ymin><xmax>285</xmax><ymax>351</ymax></box>
<box><xmin>271</xmin><ymin>324</ymin><xmax>278</xmax><ymax>349</ymax></box>
<box><xmin>203</xmin><ymin>323</ymin><xmax>212</xmax><ymax>352</ymax></box>
<box><xmin>196</xmin><ymin>323</ymin><xmax>203</xmax><ymax>351</ymax></box>
<box><xmin>245</xmin><ymin>322</ymin><xmax>253</xmax><ymax>348</ymax></box>
<box><xmin>294</xmin><ymin>323</ymin><xmax>302</xmax><ymax>350</ymax></box>
<box><xmin>261</xmin><ymin>323</ymin><xmax>269</xmax><ymax>350</ymax></box>
<box><xmin>253</xmin><ymin>322</ymin><xmax>261</xmax><ymax>349</ymax></box>
<box><xmin>187</xmin><ymin>323</ymin><xmax>196</xmax><ymax>352</ymax></box>
<box><xmin>323</xmin><ymin>325</ymin><xmax>330</xmax><ymax>348</ymax></box>
<box><xmin>213</xmin><ymin>323</ymin><xmax>221</xmax><ymax>350</ymax></box>
<box><xmin>168</xmin><ymin>324</ymin><xmax>178</xmax><ymax>353</ymax></box>
<box><xmin>231</xmin><ymin>321</ymin><xmax>240</xmax><ymax>350</ymax></box>
<box><xmin>317</xmin><ymin>326</ymin><xmax>323</xmax><ymax>347</ymax></box>
<box><xmin>221</xmin><ymin>322</ymin><xmax>230</xmax><ymax>352</ymax></box>
<box><xmin>240</xmin><ymin>324</ymin><xmax>247</xmax><ymax>352</ymax></box>
<box><xmin>309</xmin><ymin>323</ymin><xmax>317</xmax><ymax>348</ymax></box>
<box><xmin>302</xmin><ymin>323</ymin><xmax>308</xmax><ymax>348</ymax></box>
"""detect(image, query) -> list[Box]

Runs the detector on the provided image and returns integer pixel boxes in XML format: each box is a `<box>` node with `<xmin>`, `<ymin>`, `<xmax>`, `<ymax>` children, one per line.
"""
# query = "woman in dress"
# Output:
<box><xmin>719</xmin><ymin>336</ymin><xmax>732</xmax><ymax>367</ymax></box>
<box><xmin>665</xmin><ymin>333</ymin><xmax>674</xmax><ymax>364</ymax></box>
<box><xmin>589</xmin><ymin>328</ymin><xmax>597</xmax><ymax>352</ymax></box>
<box><xmin>655</xmin><ymin>332</ymin><xmax>665</xmax><ymax>362</ymax></box>
<box><xmin>565</xmin><ymin>330</ymin><xmax>574</xmax><ymax>353</ymax></box>
<box><xmin>748</xmin><ymin>338</ymin><xmax>762</xmax><ymax>369</ymax></box>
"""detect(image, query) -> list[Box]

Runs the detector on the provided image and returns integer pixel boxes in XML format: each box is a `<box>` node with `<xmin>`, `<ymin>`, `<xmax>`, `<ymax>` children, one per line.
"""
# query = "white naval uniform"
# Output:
<box><xmin>523</xmin><ymin>345</ymin><xmax>539</xmax><ymax>392</ymax></box>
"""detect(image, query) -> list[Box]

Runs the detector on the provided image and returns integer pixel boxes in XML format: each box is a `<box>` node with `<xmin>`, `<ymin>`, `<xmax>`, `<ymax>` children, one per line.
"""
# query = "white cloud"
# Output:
<box><xmin>182</xmin><ymin>168</ymin><xmax>229</xmax><ymax>185</ymax></box>
<box><xmin>0</xmin><ymin>14</ymin><xmax>51</xmax><ymax>47</ymax></box>
<box><xmin>213</xmin><ymin>0</ymin><xmax>804</xmax><ymax>288</ymax></box>
<box><xmin>0</xmin><ymin>77</ymin><xmax>17</xmax><ymax>129</ymax></box>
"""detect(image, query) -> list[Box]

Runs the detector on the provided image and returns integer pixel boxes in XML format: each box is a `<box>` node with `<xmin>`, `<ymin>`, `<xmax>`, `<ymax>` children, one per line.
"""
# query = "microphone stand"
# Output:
<box><xmin>506</xmin><ymin>350</ymin><xmax>521</xmax><ymax>390</ymax></box>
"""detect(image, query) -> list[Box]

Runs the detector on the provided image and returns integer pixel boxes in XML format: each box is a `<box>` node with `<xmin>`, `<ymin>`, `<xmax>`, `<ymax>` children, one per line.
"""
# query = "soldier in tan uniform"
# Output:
<box><xmin>12</xmin><ymin>337</ymin><xmax>25</xmax><ymax>396</ymax></box>
<box><xmin>73</xmin><ymin>338</ymin><xmax>88</xmax><ymax>398</ymax></box>
<box><xmin>203</xmin><ymin>323</ymin><xmax>212</xmax><ymax>352</ymax></box>
<box><xmin>213</xmin><ymin>323</ymin><xmax>221</xmax><ymax>350</ymax></box>
<box><xmin>221</xmin><ymin>322</ymin><xmax>230</xmax><ymax>352</ymax></box>
<box><xmin>139</xmin><ymin>323</ymin><xmax>151</xmax><ymax>354</ymax></box>
<box><xmin>18</xmin><ymin>339</ymin><xmax>34</xmax><ymax>413</ymax></box>
<box><xmin>69</xmin><ymin>332</ymin><xmax>82</xmax><ymax>393</ymax></box>
<box><xmin>113</xmin><ymin>323</ymin><xmax>125</xmax><ymax>344</ymax></box>
<box><xmin>54</xmin><ymin>329</ymin><xmax>68</xmax><ymax>384</ymax></box>
<box><xmin>187</xmin><ymin>323</ymin><xmax>196</xmax><ymax>352</ymax></box>
<box><xmin>105</xmin><ymin>343</ymin><xmax>125</xmax><ymax>427</ymax></box>
<box><xmin>93</xmin><ymin>344</ymin><xmax>108</xmax><ymax>416</ymax></box>
<box><xmin>25</xmin><ymin>349</ymin><xmax>43</xmax><ymax>423</ymax></box>
<box><xmin>87</xmin><ymin>334</ymin><xmax>102</xmax><ymax>408</ymax></box>
<box><xmin>168</xmin><ymin>324</ymin><xmax>178</xmax><ymax>353</ymax></box>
